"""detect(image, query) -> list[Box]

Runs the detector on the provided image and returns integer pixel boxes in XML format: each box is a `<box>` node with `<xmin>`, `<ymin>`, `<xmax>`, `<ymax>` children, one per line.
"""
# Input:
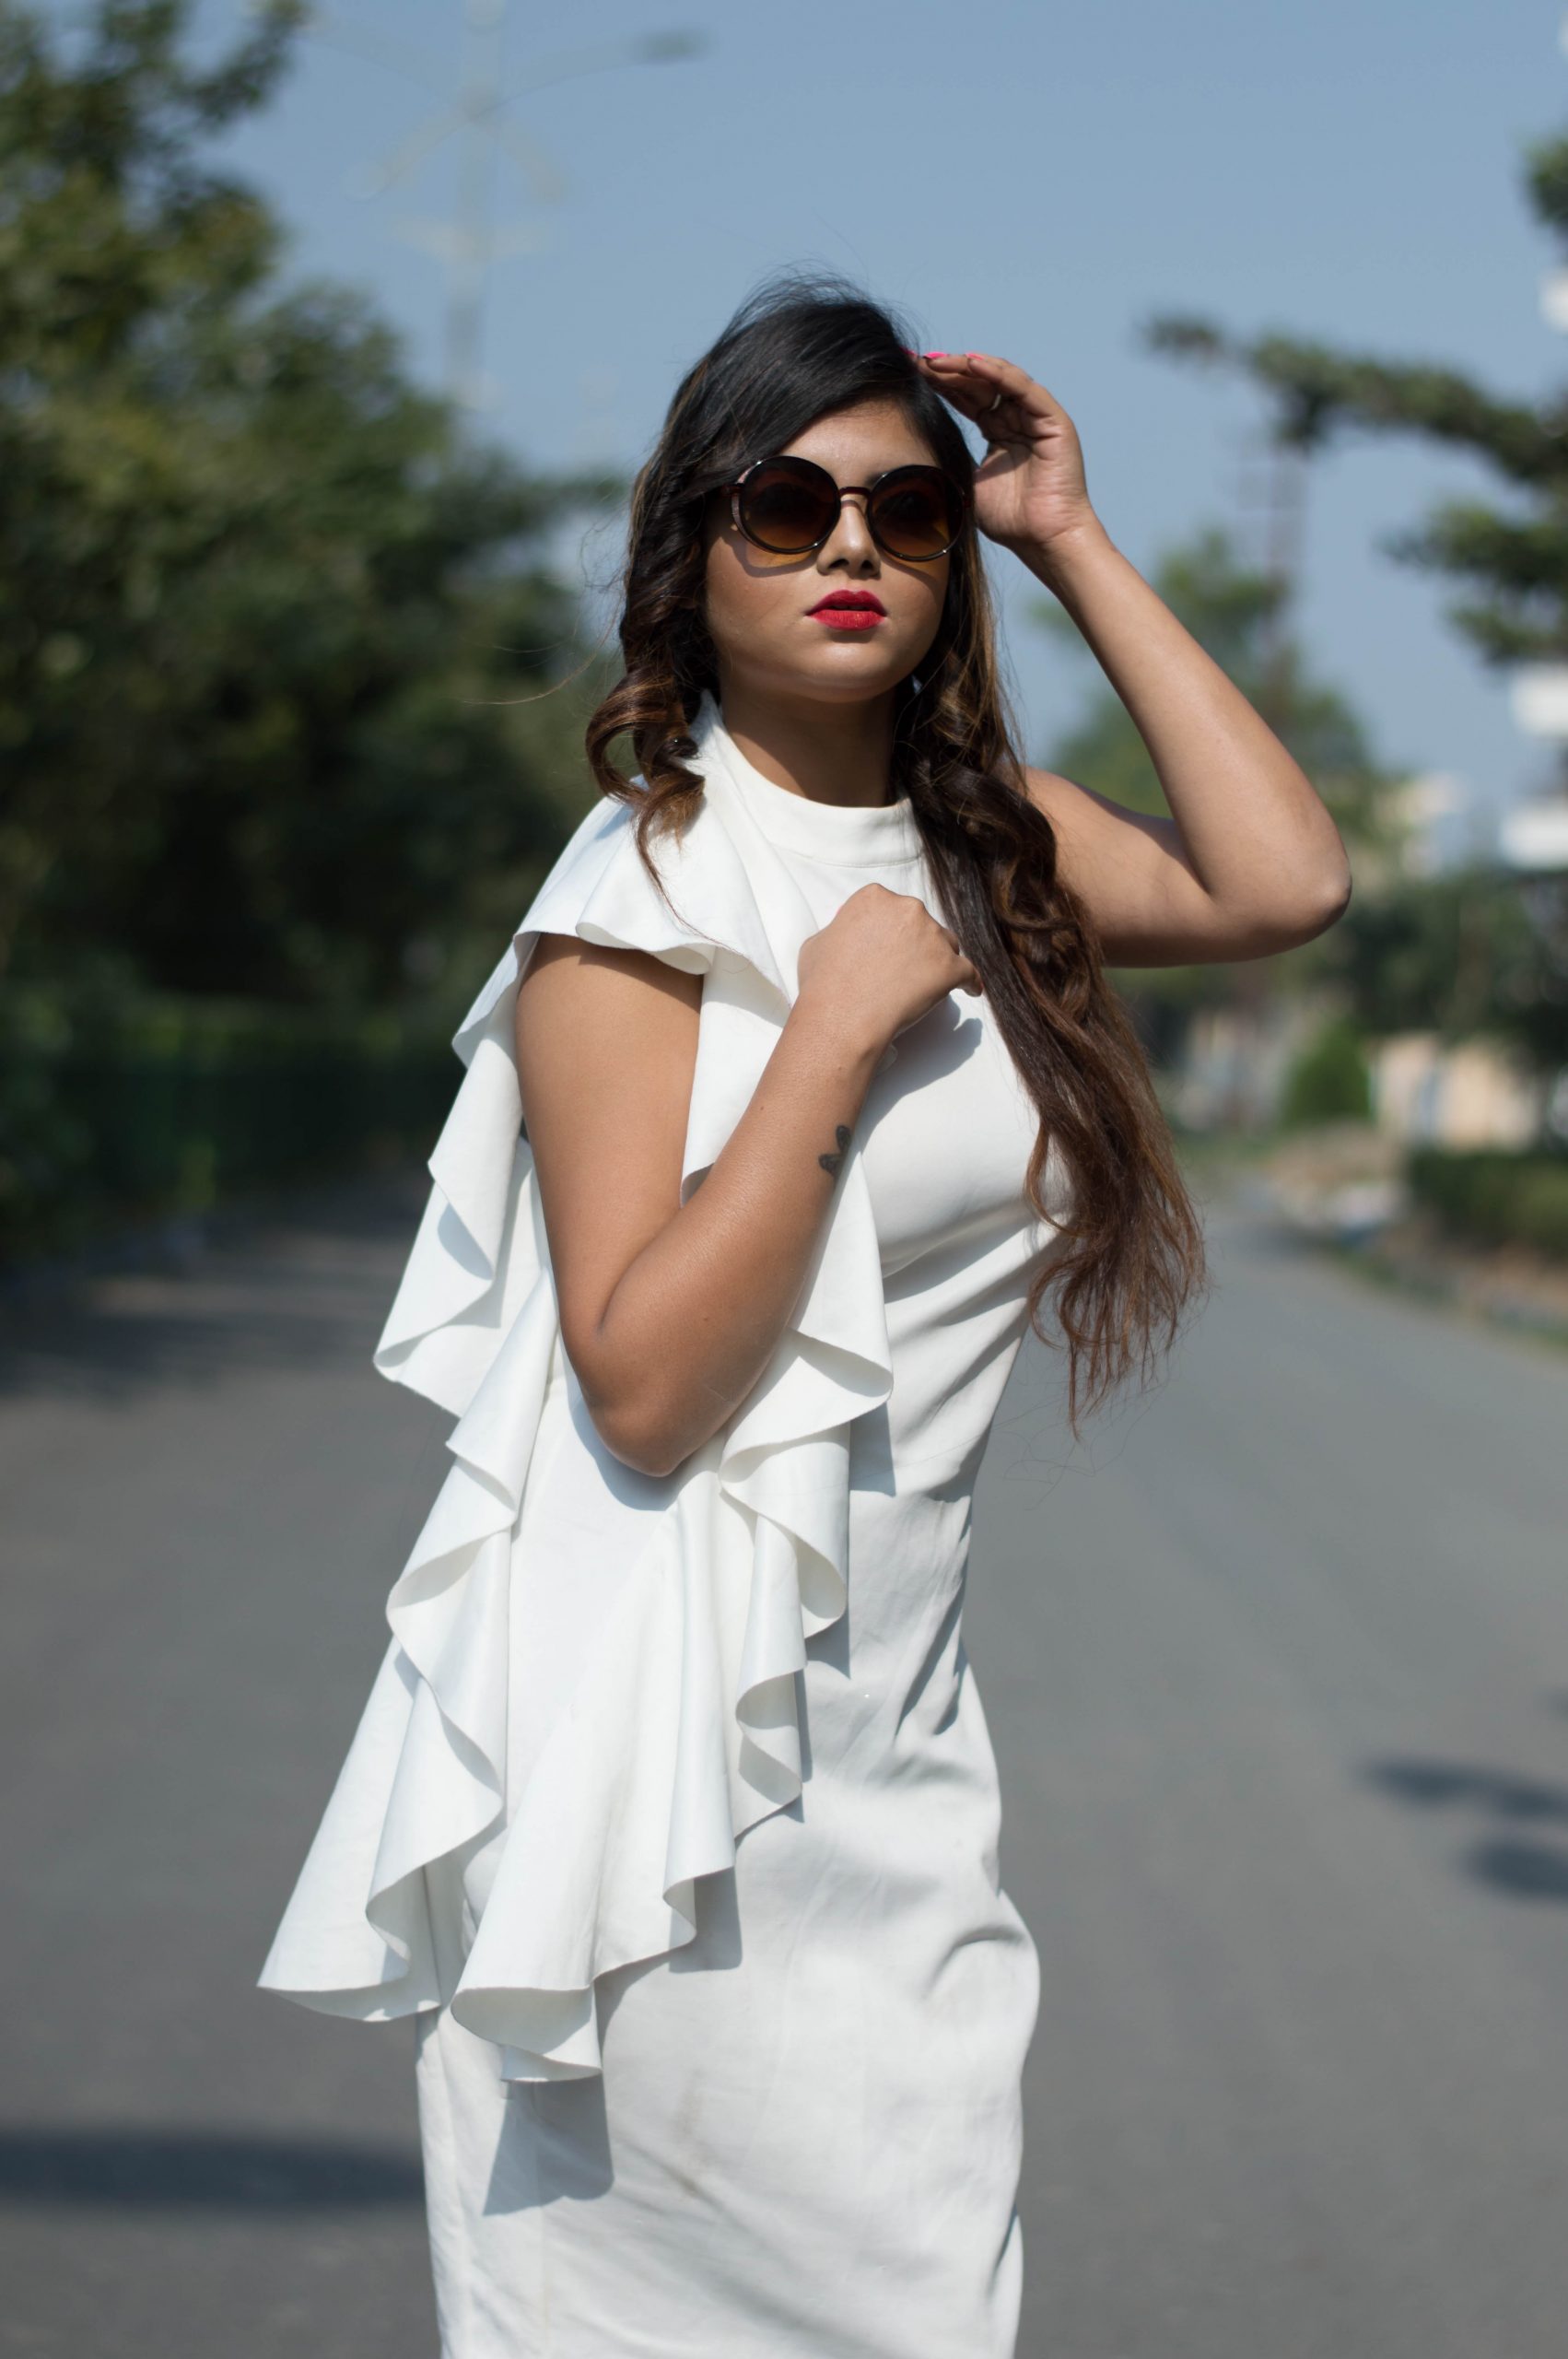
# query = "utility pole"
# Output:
<box><xmin>284</xmin><ymin>6</ymin><xmax>708</xmax><ymax>410</ymax></box>
<box><xmin>1224</xmin><ymin>420</ymin><xmax>1308</xmax><ymax>734</ymax></box>
<box><xmin>425</xmin><ymin>0</ymin><xmax>524</xmax><ymax>414</ymax></box>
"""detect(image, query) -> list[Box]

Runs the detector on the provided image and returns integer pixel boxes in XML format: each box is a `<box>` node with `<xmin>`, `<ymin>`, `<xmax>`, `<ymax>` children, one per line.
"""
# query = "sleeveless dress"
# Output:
<box><xmin>258</xmin><ymin>690</ymin><xmax>1074</xmax><ymax>2358</ymax></box>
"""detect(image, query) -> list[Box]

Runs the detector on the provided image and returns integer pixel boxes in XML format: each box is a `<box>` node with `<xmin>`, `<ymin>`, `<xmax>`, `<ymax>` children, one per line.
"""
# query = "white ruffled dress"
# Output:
<box><xmin>258</xmin><ymin>690</ymin><xmax>1072</xmax><ymax>2358</ymax></box>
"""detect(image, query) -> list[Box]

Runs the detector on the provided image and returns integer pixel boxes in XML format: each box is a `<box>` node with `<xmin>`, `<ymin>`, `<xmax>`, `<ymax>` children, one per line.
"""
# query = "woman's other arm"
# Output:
<box><xmin>914</xmin><ymin>348</ymin><xmax>1352</xmax><ymax>966</ymax></box>
<box><xmin>514</xmin><ymin>886</ymin><xmax>976</xmax><ymax>1478</ymax></box>
<box><xmin>1019</xmin><ymin>521</ymin><xmax>1352</xmax><ymax>965</ymax></box>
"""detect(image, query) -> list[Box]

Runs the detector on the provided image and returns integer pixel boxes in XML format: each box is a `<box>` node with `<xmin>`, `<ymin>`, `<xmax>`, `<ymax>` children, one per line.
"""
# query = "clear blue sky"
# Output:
<box><xmin>193</xmin><ymin>0</ymin><xmax>1568</xmax><ymax>863</ymax></box>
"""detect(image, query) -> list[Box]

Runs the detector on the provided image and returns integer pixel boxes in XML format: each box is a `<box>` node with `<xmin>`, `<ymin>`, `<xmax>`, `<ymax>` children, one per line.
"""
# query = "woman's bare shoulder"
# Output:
<box><xmin>517</xmin><ymin>930</ymin><xmax>704</xmax><ymax>1025</ymax></box>
<box><xmin>515</xmin><ymin>926</ymin><xmax>699</xmax><ymax>1159</ymax></box>
<box><xmin>512</xmin><ymin>933</ymin><xmax>703</xmax><ymax>1390</ymax></box>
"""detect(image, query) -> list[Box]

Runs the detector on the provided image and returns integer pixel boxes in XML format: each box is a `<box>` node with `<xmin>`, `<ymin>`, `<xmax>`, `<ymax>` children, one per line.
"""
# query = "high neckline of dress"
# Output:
<box><xmin>689</xmin><ymin>689</ymin><xmax>923</xmax><ymax>868</ymax></box>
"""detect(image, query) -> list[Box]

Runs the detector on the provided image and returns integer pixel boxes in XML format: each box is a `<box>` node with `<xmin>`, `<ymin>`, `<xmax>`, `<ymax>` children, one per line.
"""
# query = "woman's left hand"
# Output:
<box><xmin>917</xmin><ymin>349</ymin><xmax>1099</xmax><ymax>563</ymax></box>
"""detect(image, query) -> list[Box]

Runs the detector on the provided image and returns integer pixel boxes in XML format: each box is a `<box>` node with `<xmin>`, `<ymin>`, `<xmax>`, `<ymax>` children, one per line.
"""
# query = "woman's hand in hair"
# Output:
<box><xmin>918</xmin><ymin>348</ymin><xmax>1100</xmax><ymax>564</ymax></box>
<box><xmin>795</xmin><ymin>884</ymin><xmax>981</xmax><ymax>1060</ymax></box>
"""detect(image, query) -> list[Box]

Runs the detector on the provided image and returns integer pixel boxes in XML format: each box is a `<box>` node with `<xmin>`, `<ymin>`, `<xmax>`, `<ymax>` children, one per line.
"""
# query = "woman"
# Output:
<box><xmin>259</xmin><ymin>272</ymin><xmax>1351</xmax><ymax>2356</ymax></box>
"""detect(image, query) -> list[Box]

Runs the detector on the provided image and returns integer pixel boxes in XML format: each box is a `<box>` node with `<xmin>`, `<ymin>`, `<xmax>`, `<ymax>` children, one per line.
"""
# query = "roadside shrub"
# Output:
<box><xmin>1279</xmin><ymin>1015</ymin><xmax>1373</xmax><ymax>1129</ymax></box>
<box><xmin>0</xmin><ymin>985</ymin><xmax>460</xmax><ymax>1267</ymax></box>
<box><xmin>1407</xmin><ymin>1146</ymin><xmax>1568</xmax><ymax>1261</ymax></box>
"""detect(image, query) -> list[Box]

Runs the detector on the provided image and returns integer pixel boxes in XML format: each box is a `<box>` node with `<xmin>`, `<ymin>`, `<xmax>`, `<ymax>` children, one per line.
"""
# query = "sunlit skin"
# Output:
<box><xmin>516</xmin><ymin>340</ymin><xmax>1357</xmax><ymax>1477</ymax></box>
<box><xmin>701</xmin><ymin>397</ymin><xmax>950</xmax><ymax>812</ymax></box>
<box><xmin>918</xmin><ymin>346</ymin><xmax>1352</xmax><ymax>963</ymax></box>
<box><xmin>516</xmin><ymin>393</ymin><xmax>977</xmax><ymax>1474</ymax></box>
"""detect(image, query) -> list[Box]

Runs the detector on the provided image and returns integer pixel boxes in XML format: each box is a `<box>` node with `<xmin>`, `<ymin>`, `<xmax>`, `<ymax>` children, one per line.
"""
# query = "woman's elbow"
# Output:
<box><xmin>1297</xmin><ymin>866</ymin><xmax>1353</xmax><ymax>944</ymax></box>
<box><xmin>581</xmin><ymin>1379</ymin><xmax>704</xmax><ymax>1483</ymax></box>
<box><xmin>1257</xmin><ymin>865</ymin><xmax>1352</xmax><ymax>952</ymax></box>
<box><xmin>561</xmin><ymin>1304</ymin><xmax>718</xmax><ymax>1481</ymax></box>
<box><xmin>599</xmin><ymin>1414</ymin><xmax>686</xmax><ymax>1482</ymax></box>
<box><xmin>1315</xmin><ymin>863</ymin><xmax>1353</xmax><ymax>929</ymax></box>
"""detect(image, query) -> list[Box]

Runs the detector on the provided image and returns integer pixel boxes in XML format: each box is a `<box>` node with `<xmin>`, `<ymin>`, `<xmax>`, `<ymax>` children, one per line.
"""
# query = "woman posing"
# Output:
<box><xmin>260</xmin><ymin>272</ymin><xmax>1351</xmax><ymax>2358</ymax></box>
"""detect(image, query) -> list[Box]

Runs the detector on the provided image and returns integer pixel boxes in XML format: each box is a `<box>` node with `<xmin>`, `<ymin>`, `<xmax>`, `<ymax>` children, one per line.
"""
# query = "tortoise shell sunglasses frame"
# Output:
<box><xmin>716</xmin><ymin>453</ymin><xmax>971</xmax><ymax>563</ymax></box>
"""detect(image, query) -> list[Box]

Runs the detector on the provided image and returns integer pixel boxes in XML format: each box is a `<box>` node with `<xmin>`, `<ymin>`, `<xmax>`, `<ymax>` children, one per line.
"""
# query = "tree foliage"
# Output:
<box><xmin>1318</xmin><ymin>863</ymin><xmax>1568</xmax><ymax>1071</ymax></box>
<box><xmin>1128</xmin><ymin>121</ymin><xmax>1568</xmax><ymax>1081</ymax></box>
<box><xmin>1139</xmin><ymin>129</ymin><xmax>1568</xmax><ymax>669</ymax></box>
<box><xmin>0</xmin><ymin>0</ymin><xmax>624</xmax><ymax>1013</ymax></box>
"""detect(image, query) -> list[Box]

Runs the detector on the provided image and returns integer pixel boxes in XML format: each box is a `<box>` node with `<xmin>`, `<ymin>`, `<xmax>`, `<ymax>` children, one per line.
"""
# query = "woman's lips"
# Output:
<box><xmin>810</xmin><ymin>607</ymin><xmax>884</xmax><ymax>630</ymax></box>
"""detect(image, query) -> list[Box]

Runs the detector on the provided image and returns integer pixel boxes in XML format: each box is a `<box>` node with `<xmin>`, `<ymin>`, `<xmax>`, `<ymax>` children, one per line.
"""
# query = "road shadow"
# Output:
<box><xmin>0</xmin><ymin>1168</ymin><xmax>429</xmax><ymax>1404</ymax></box>
<box><xmin>1361</xmin><ymin>1719</ymin><xmax>1568</xmax><ymax>1907</ymax></box>
<box><xmin>0</xmin><ymin>2126</ymin><xmax>425</xmax><ymax>2211</ymax></box>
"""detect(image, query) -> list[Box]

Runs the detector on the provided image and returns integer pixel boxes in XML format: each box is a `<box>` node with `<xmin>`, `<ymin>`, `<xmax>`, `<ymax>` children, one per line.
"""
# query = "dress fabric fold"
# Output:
<box><xmin>257</xmin><ymin>688</ymin><xmax>1071</xmax><ymax>2357</ymax></box>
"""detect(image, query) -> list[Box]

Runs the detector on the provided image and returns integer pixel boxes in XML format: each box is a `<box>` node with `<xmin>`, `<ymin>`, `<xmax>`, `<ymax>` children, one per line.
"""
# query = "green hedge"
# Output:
<box><xmin>1407</xmin><ymin>1146</ymin><xmax>1568</xmax><ymax>1262</ymax></box>
<box><xmin>1279</xmin><ymin>1015</ymin><xmax>1373</xmax><ymax>1129</ymax></box>
<box><xmin>0</xmin><ymin>989</ymin><xmax>464</xmax><ymax>1267</ymax></box>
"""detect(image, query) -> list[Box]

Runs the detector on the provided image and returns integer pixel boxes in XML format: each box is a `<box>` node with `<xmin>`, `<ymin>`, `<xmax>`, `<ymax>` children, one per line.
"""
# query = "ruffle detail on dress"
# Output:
<box><xmin>258</xmin><ymin>708</ymin><xmax>898</xmax><ymax>2078</ymax></box>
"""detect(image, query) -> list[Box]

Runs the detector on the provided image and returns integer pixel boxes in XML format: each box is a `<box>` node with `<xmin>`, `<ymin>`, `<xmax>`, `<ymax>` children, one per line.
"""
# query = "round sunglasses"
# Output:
<box><xmin>720</xmin><ymin>454</ymin><xmax>969</xmax><ymax>564</ymax></box>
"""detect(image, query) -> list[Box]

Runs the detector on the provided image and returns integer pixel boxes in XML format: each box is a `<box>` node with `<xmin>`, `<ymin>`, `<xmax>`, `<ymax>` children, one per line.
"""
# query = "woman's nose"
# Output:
<box><xmin>824</xmin><ymin>494</ymin><xmax>877</xmax><ymax>565</ymax></box>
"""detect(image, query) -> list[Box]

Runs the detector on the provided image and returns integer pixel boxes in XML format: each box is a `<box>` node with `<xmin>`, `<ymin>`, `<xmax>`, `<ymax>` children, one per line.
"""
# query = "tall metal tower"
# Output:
<box><xmin>287</xmin><ymin>5</ymin><xmax>707</xmax><ymax>410</ymax></box>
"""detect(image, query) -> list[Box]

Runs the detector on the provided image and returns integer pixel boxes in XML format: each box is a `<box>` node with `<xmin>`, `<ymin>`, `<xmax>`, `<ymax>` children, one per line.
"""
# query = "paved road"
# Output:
<box><xmin>1</xmin><ymin>1170</ymin><xmax>1565</xmax><ymax>2356</ymax></box>
<box><xmin>968</xmin><ymin>1189</ymin><xmax>1568</xmax><ymax>2359</ymax></box>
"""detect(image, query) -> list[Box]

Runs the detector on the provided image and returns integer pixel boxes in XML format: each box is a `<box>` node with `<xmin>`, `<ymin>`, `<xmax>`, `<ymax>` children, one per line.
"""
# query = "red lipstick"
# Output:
<box><xmin>808</xmin><ymin>591</ymin><xmax>886</xmax><ymax>631</ymax></box>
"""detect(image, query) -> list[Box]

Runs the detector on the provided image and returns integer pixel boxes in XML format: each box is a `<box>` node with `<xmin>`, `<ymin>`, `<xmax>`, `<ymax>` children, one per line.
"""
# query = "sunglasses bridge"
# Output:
<box><xmin>722</xmin><ymin>459</ymin><xmax>965</xmax><ymax>562</ymax></box>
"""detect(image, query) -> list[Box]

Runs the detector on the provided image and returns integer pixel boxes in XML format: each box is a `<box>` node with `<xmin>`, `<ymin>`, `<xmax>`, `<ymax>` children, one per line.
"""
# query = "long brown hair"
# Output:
<box><xmin>586</xmin><ymin>268</ymin><xmax>1208</xmax><ymax>1438</ymax></box>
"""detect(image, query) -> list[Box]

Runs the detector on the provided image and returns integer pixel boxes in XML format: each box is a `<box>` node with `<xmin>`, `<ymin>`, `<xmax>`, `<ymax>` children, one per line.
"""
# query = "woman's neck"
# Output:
<box><xmin>711</xmin><ymin>683</ymin><xmax>896</xmax><ymax>810</ymax></box>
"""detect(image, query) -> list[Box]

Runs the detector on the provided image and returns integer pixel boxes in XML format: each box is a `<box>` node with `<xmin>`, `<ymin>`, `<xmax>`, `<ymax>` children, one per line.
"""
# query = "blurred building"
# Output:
<box><xmin>1384</xmin><ymin>770</ymin><xmax>1469</xmax><ymax>879</ymax></box>
<box><xmin>1370</xmin><ymin>1034</ymin><xmax>1545</xmax><ymax>1149</ymax></box>
<box><xmin>1170</xmin><ymin>999</ymin><xmax>1324</xmax><ymax>1133</ymax></box>
<box><xmin>1504</xmin><ymin>666</ymin><xmax>1568</xmax><ymax>878</ymax></box>
<box><xmin>1499</xmin><ymin>788</ymin><xmax>1568</xmax><ymax>876</ymax></box>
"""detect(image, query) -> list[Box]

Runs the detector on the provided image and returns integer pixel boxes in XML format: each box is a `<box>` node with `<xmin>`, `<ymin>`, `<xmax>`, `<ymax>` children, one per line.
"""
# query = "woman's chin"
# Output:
<box><xmin>766</xmin><ymin>651</ymin><xmax>916</xmax><ymax>705</ymax></box>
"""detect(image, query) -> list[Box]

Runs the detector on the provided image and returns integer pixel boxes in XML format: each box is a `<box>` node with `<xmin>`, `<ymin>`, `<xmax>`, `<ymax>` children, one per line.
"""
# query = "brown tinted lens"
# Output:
<box><xmin>736</xmin><ymin>460</ymin><xmax>837</xmax><ymax>552</ymax></box>
<box><xmin>869</xmin><ymin>468</ymin><xmax>962</xmax><ymax>558</ymax></box>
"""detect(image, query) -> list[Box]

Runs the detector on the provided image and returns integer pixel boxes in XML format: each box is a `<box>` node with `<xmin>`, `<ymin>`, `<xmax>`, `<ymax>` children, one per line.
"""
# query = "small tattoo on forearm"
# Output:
<box><xmin>818</xmin><ymin>1122</ymin><xmax>851</xmax><ymax>1177</ymax></box>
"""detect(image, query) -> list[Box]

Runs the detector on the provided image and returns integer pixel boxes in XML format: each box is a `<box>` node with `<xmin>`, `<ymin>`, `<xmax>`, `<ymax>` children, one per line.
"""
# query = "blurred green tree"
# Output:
<box><xmin>0</xmin><ymin>0</ymin><xmax>624</xmax><ymax>1014</ymax></box>
<box><xmin>1130</xmin><ymin>121</ymin><xmax>1568</xmax><ymax>1080</ymax></box>
<box><xmin>1316</xmin><ymin>863</ymin><xmax>1568</xmax><ymax>1075</ymax></box>
<box><xmin>1278</xmin><ymin>1013</ymin><xmax>1373</xmax><ymax>1129</ymax></box>
<box><xmin>1141</xmin><ymin>210</ymin><xmax>1568</xmax><ymax>670</ymax></box>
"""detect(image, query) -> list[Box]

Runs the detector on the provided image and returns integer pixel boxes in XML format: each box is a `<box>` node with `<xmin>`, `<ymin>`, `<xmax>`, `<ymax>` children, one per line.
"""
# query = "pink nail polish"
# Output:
<box><xmin>923</xmin><ymin>349</ymin><xmax>947</xmax><ymax>359</ymax></box>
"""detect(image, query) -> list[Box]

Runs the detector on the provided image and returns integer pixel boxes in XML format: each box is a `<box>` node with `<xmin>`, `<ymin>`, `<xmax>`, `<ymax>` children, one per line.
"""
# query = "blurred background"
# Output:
<box><xmin>2</xmin><ymin>4</ymin><xmax>1566</xmax><ymax>2355</ymax></box>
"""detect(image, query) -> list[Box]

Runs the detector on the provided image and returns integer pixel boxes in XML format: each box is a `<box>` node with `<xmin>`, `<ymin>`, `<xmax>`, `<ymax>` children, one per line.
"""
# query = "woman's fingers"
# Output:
<box><xmin>939</xmin><ymin>925</ymin><xmax>983</xmax><ymax>995</ymax></box>
<box><xmin>919</xmin><ymin>349</ymin><xmax>1059</xmax><ymax>435</ymax></box>
<box><xmin>960</xmin><ymin>349</ymin><xmax>1059</xmax><ymax>407</ymax></box>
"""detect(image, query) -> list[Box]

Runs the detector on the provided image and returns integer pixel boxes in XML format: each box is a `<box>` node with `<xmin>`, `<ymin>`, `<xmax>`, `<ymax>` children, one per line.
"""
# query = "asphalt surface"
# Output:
<box><xmin>2</xmin><ymin>1167</ymin><xmax>1566</xmax><ymax>2357</ymax></box>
